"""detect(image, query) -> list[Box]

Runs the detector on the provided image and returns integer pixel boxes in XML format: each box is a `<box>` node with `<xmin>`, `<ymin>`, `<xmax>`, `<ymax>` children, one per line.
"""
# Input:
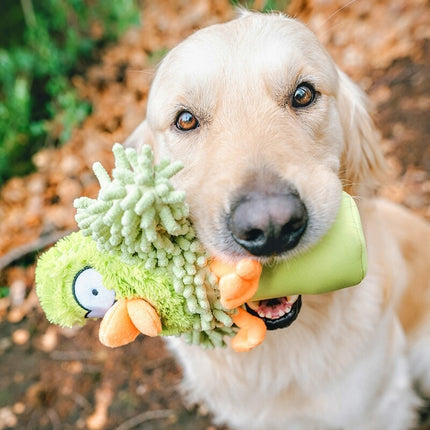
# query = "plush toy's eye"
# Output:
<box><xmin>72</xmin><ymin>267</ymin><xmax>116</xmax><ymax>318</ymax></box>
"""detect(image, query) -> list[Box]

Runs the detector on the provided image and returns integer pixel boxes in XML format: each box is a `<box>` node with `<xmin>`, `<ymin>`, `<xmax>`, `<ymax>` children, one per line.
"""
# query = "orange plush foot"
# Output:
<box><xmin>231</xmin><ymin>307</ymin><xmax>266</xmax><ymax>352</ymax></box>
<box><xmin>99</xmin><ymin>298</ymin><xmax>161</xmax><ymax>348</ymax></box>
<box><xmin>127</xmin><ymin>298</ymin><xmax>162</xmax><ymax>337</ymax></box>
<box><xmin>210</xmin><ymin>259</ymin><xmax>262</xmax><ymax>309</ymax></box>
<box><xmin>99</xmin><ymin>300</ymin><xmax>140</xmax><ymax>347</ymax></box>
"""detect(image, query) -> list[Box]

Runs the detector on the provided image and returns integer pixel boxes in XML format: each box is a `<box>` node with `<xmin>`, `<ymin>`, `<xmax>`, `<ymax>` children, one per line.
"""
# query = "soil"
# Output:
<box><xmin>0</xmin><ymin>0</ymin><xmax>429</xmax><ymax>429</ymax></box>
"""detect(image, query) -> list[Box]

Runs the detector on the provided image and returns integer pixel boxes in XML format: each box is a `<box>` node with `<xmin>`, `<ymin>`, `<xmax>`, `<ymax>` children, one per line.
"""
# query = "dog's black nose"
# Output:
<box><xmin>228</xmin><ymin>192</ymin><xmax>307</xmax><ymax>256</ymax></box>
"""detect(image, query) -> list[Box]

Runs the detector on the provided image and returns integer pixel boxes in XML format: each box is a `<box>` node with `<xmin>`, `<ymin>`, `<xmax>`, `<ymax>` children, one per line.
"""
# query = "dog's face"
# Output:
<box><xmin>129</xmin><ymin>12</ymin><xmax>384</xmax><ymax>266</ymax></box>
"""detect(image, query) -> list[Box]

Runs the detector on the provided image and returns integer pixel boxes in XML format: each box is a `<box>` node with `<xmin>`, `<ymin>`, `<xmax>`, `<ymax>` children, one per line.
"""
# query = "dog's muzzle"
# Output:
<box><xmin>226</xmin><ymin>179</ymin><xmax>307</xmax><ymax>329</ymax></box>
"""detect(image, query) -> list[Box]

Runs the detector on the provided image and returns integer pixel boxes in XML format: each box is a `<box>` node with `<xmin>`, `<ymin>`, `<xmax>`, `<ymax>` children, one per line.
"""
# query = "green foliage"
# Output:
<box><xmin>230</xmin><ymin>0</ymin><xmax>291</xmax><ymax>12</ymax></box>
<box><xmin>147</xmin><ymin>47</ymin><xmax>169</xmax><ymax>66</ymax></box>
<box><xmin>0</xmin><ymin>0</ymin><xmax>141</xmax><ymax>184</ymax></box>
<box><xmin>0</xmin><ymin>286</ymin><xmax>9</xmax><ymax>299</ymax></box>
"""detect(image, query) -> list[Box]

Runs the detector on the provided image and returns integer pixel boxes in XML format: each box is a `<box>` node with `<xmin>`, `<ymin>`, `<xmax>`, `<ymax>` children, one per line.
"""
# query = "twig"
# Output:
<box><xmin>50</xmin><ymin>349</ymin><xmax>94</xmax><ymax>361</ymax></box>
<box><xmin>141</xmin><ymin>355</ymin><xmax>176</xmax><ymax>371</ymax></box>
<box><xmin>115</xmin><ymin>409</ymin><xmax>175</xmax><ymax>430</ymax></box>
<box><xmin>0</xmin><ymin>229</ymin><xmax>77</xmax><ymax>272</ymax></box>
<box><xmin>46</xmin><ymin>408</ymin><xmax>61</xmax><ymax>430</ymax></box>
<box><xmin>71</xmin><ymin>392</ymin><xmax>93</xmax><ymax>411</ymax></box>
<box><xmin>20</xmin><ymin>0</ymin><xmax>37</xmax><ymax>27</ymax></box>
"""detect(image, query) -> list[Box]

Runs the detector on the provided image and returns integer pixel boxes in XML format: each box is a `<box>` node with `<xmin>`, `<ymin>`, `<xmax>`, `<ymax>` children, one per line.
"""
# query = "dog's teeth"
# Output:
<box><xmin>248</xmin><ymin>296</ymin><xmax>299</xmax><ymax>320</ymax></box>
<box><xmin>258</xmin><ymin>310</ymin><xmax>267</xmax><ymax>318</ymax></box>
<box><xmin>247</xmin><ymin>301</ymin><xmax>260</xmax><ymax>312</ymax></box>
<box><xmin>288</xmin><ymin>295</ymin><xmax>299</xmax><ymax>305</ymax></box>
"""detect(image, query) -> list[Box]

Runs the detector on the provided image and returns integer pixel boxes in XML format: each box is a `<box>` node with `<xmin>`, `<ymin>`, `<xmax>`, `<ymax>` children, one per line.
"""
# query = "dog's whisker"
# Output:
<box><xmin>316</xmin><ymin>0</ymin><xmax>360</xmax><ymax>29</ymax></box>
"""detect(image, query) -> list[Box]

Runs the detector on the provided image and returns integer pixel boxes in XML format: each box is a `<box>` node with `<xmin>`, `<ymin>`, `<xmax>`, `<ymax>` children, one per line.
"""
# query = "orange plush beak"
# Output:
<box><xmin>99</xmin><ymin>298</ymin><xmax>162</xmax><ymax>348</ymax></box>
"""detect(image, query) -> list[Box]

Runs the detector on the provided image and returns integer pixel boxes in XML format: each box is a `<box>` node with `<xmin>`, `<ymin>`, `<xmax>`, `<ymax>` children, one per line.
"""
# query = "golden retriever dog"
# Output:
<box><xmin>125</xmin><ymin>11</ymin><xmax>430</xmax><ymax>430</ymax></box>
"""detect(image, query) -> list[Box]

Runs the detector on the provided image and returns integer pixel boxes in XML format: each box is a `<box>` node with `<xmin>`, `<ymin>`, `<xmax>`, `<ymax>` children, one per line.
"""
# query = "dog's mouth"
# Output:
<box><xmin>245</xmin><ymin>295</ymin><xmax>302</xmax><ymax>330</ymax></box>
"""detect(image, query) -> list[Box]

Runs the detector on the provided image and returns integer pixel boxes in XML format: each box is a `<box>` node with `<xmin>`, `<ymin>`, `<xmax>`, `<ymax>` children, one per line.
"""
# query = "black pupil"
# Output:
<box><xmin>178</xmin><ymin>112</ymin><xmax>196</xmax><ymax>130</ymax></box>
<box><xmin>294</xmin><ymin>86</ymin><xmax>313</xmax><ymax>106</ymax></box>
<box><xmin>92</xmin><ymin>288</ymin><xmax>99</xmax><ymax>296</ymax></box>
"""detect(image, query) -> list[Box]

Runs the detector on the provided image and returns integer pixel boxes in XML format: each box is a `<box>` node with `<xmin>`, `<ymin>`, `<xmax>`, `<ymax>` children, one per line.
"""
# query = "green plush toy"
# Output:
<box><xmin>36</xmin><ymin>144</ymin><xmax>243</xmax><ymax>349</ymax></box>
<box><xmin>35</xmin><ymin>230</ymin><xmax>235</xmax><ymax>348</ymax></box>
<box><xmin>35</xmin><ymin>143</ymin><xmax>367</xmax><ymax>352</ymax></box>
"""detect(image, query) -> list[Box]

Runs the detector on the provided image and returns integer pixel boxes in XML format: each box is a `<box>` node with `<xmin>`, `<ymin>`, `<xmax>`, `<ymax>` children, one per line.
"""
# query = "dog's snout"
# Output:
<box><xmin>228</xmin><ymin>192</ymin><xmax>308</xmax><ymax>256</ymax></box>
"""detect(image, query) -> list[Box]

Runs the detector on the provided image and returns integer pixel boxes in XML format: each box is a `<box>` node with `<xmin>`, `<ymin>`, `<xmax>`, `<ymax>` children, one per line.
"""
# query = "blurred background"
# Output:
<box><xmin>0</xmin><ymin>0</ymin><xmax>428</xmax><ymax>428</ymax></box>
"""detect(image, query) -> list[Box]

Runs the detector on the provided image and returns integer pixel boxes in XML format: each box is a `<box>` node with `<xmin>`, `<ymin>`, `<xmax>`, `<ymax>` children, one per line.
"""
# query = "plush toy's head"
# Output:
<box><xmin>35</xmin><ymin>231</ymin><xmax>112</xmax><ymax>327</ymax></box>
<box><xmin>35</xmin><ymin>231</ymin><xmax>192</xmax><ymax>332</ymax></box>
<box><xmin>35</xmin><ymin>230</ymin><xmax>236</xmax><ymax>347</ymax></box>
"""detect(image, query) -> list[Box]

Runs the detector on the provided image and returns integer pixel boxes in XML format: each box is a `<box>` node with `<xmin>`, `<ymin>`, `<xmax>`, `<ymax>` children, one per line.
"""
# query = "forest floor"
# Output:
<box><xmin>0</xmin><ymin>0</ymin><xmax>429</xmax><ymax>429</ymax></box>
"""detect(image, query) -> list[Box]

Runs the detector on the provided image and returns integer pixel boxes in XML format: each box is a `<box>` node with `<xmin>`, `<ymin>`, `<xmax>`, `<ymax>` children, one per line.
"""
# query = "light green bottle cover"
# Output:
<box><xmin>253</xmin><ymin>192</ymin><xmax>367</xmax><ymax>300</ymax></box>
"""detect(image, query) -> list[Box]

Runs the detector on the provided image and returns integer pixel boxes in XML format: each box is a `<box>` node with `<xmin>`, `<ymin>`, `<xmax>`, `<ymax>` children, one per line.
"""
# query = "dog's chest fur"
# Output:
<box><xmin>168</xmin><ymin>263</ymin><xmax>417</xmax><ymax>430</ymax></box>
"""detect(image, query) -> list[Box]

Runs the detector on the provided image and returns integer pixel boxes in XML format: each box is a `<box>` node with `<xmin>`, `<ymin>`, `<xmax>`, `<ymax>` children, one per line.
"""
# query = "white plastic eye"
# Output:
<box><xmin>73</xmin><ymin>267</ymin><xmax>116</xmax><ymax>318</ymax></box>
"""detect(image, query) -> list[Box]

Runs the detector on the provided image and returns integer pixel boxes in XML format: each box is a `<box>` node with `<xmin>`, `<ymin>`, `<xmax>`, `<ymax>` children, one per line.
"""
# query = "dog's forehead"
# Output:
<box><xmin>159</xmin><ymin>14</ymin><xmax>329</xmax><ymax>78</ymax></box>
<box><xmin>147</xmin><ymin>13</ymin><xmax>337</xmax><ymax>126</ymax></box>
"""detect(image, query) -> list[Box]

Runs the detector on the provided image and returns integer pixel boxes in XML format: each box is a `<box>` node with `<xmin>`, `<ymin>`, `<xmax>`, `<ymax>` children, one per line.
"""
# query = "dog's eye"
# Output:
<box><xmin>175</xmin><ymin>111</ymin><xmax>199</xmax><ymax>131</ymax></box>
<box><xmin>292</xmin><ymin>83</ymin><xmax>316</xmax><ymax>108</ymax></box>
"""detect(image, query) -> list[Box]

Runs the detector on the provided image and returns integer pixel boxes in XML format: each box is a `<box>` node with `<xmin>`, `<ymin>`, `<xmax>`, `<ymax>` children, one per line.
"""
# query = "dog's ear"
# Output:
<box><xmin>337</xmin><ymin>69</ymin><xmax>387</xmax><ymax>196</ymax></box>
<box><xmin>123</xmin><ymin>120</ymin><xmax>155</xmax><ymax>150</ymax></box>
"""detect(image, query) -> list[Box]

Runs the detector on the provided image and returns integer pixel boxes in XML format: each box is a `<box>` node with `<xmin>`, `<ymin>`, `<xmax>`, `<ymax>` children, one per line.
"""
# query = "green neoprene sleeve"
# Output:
<box><xmin>253</xmin><ymin>192</ymin><xmax>367</xmax><ymax>300</ymax></box>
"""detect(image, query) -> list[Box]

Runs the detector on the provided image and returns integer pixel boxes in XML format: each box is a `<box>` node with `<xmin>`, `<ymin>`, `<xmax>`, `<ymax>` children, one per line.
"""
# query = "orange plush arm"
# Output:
<box><xmin>210</xmin><ymin>259</ymin><xmax>262</xmax><ymax>309</ymax></box>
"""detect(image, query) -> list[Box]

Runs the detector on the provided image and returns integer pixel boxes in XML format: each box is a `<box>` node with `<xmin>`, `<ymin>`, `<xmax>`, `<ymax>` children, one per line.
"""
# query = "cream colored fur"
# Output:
<box><xmin>126</xmin><ymin>12</ymin><xmax>430</xmax><ymax>430</ymax></box>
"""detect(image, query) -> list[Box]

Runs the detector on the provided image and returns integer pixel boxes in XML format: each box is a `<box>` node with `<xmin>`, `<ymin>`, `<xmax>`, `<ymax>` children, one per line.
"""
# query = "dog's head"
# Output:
<box><xmin>126</xmin><ymin>12</ymin><xmax>385</xmax><ymax>265</ymax></box>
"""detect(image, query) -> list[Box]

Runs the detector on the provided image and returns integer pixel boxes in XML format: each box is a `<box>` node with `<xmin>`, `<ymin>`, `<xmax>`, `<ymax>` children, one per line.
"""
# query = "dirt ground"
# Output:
<box><xmin>0</xmin><ymin>0</ymin><xmax>429</xmax><ymax>429</ymax></box>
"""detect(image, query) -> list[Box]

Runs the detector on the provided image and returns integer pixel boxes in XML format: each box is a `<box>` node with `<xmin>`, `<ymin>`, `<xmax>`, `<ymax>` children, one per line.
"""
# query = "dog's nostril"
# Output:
<box><xmin>228</xmin><ymin>192</ymin><xmax>308</xmax><ymax>257</ymax></box>
<box><xmin>244</xmin><ymin>229</ymin><xmax>265</xmax><ymax>242</ymax></box>
<box><xmin>280</xmin><ymin>218</ymin><xmax>304</xmax><ymax>237</ymax></box>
